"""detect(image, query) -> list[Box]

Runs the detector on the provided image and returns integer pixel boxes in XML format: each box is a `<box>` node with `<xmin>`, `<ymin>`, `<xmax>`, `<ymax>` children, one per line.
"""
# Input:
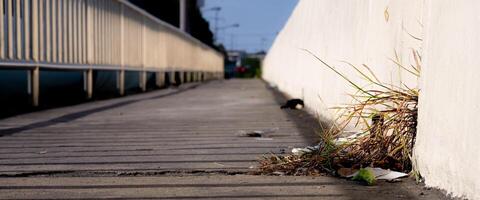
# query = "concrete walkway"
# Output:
<box><xmin>0</xmin><ymin>79</ymin><xmax>449</xmax><ymax>199</ymax></box>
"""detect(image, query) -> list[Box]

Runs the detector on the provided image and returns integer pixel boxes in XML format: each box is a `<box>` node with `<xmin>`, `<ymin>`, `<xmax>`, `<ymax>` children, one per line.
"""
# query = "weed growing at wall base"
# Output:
<box><xmin>255</xmin><ymin>49</ymin><xmax>421</xmax><ymax>178</ymax></box>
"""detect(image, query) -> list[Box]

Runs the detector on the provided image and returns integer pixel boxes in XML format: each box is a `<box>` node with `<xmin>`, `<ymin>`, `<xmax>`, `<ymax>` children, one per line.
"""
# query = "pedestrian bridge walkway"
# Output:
<box><xmin>0</xmin><ymin>79</ymin><xmax>317</xmax><ymax>174</ymax></box>
<box><xmin>0</xmin><ymin>79</ymin><xmax>449</xmax><ymax>199</ymax></box>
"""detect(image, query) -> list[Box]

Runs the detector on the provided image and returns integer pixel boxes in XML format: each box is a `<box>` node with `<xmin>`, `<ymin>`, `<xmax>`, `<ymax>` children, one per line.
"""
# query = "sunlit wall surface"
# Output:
<box><xmin>263</xmin><ymin>0</ymin><xmax>480</xmax><ymax>198</ymax></box>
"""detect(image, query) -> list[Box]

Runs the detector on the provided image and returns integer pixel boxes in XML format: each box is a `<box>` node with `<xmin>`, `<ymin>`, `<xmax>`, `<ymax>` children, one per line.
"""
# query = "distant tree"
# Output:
<box><xmin>129</xmin><ymin>0</ymin><xmax>215</xmax><ymax>49</ymax></box>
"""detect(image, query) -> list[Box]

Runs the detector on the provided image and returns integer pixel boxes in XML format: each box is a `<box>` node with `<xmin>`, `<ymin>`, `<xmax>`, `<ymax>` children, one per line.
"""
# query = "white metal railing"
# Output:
<box><xmin>0</xmin><ymin>0</ymin><xmax>224</xmax><ymax>73</ymax></box>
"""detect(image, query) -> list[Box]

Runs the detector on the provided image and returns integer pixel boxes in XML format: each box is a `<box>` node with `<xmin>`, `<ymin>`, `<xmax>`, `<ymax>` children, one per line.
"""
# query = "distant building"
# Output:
<box><xmin>227</xmin><ymin>50</ymin><xmax>247</xmax><ymax>67</ymax></box>
<box><xmin>225</xmin><ymin>50</ymin><xmax>246</xmax><ymax>78</ymax></box>
<box><xmin>225</xmin><ymin>51</ymin><xmax>265</xmax><ymax>79</ymax></box>
<box><xmin>247</xmin><ymin>51</ymin><xmax>266</xmax><ymax>61</ymax></box>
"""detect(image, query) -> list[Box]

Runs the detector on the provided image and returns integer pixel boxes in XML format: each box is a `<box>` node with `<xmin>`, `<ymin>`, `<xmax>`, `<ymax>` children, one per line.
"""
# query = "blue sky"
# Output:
<box><xmin>202</xmin><ymin>0</ymin><xmax>298</xmax><ymax>53</ymax></box>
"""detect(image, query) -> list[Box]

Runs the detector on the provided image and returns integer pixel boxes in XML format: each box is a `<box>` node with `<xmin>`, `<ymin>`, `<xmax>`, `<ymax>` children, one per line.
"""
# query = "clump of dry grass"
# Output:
<box><xmin>256</xmin><ymin>139</ymin><xmax>341</xmax><ymax>176</ymax></box>
<box><xmin>255</xmin><ymin>49</ymin><xmax>421</xmax><ymax>175</ymax></box>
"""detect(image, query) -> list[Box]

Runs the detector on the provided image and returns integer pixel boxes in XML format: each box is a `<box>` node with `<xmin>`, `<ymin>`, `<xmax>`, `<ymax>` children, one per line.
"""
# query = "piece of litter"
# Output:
<box><xmin>38</xmin><ymin>150</ymin><xmax>48</xmax><ymax>154</ymax></box>
<box><xmin>291</xmin><ymin>144</ymin><xmax>321</xmax><ymax>156</ymax></box>
<box><xmin>387</xmin><ymin>179</ymin><xmax>403</xmax><ymax>183</ymax></box>
<box><xmin>213</xmin><ymin>162</ymin><xmax>226</xmax><ymax>167</ymax></box>
<box><xmin>255</xmin><ymin>138</ymin><xmax>273</xmax><ymax>141</ymax></box>
<box><xmin>237</xmin><ymin>128</ymin><xmax>279</xmax><ymax>138</ymax></box>
<box><xmin>337</xmin><ymin>168</ymin><xmax>358</xmax><ymax>178</ymax></box>
<box><xmin>273</xmin><ymin>171</ymin><xmax>285</xmax><ymax>176</ymax></box>
<box><xmin>377</xmin><ymin>170</ymin><xmax>408</xmax><ymax>180</ymax></box>
<box><xmin>347</xmin><ymin>167</ymin><xmax>408</xmax><ymax>181</ymax></box>
<box><xmin>247</xmin><ymin>131</ymin><xmax>263</xmax><ymax>137</ymax></box>
<box><xmin>268</xmin><ymin>83</ymin><xmax>277</xmax><ymax>89</ymax></box>
<box><xmin>352</xmin><ymin>168</ymin><xmax>376</xmax><ymax>185</ymax></box>
<box><xmin>334</xmin><ymin>131</ymin><xmax>367</xmax><ymax>145</ymax></box>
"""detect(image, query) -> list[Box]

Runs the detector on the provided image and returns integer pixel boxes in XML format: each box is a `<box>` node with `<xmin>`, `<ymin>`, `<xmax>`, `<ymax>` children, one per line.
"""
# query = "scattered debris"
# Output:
<box><xmin>237</xmin><ymin>128</ymin><xmax>278</xmax><ymax>138</ymax></box>
<box><xmin>245</xmin><ymin>131</ymin><xmax>263</xmax><ymax>137</ymax></box>
<box><xmin>255</xmin><ymin>138</ymin><xmax>273</xmax><ymax>141</ymax></box>
<box><xmin>352</xmin><ymin>168</ymin><xmax>376</xmax><ymax>185</ymax></box>
<box><xmin>272</xmin><ymin>171</ymin><xmax>285</xmax><ymax>176</ymax></box>
<box><xmin>333</xmin><ymin>131</ymin><xmax>366</xmax><ymax>145</ymax></box>
<box><xmin>268</xmin><ymin>83</ymin><xmax>277</xmax><ymax>89</ymax></box>
<box><xmin>337</xmin><ymin>168</ymin><xmax>357</xmax><ymax>178</ymax></box>
<box><xmin>213</xmin><ymin>162</ymin><xmax>226</xmax><ymax>167</ymax></box>
<box><xmin>347</xmin><ymin>167</ymin><xmax>408</xmax><ymax>182</ymax></box>
<box><xmin>291</xmin><ymin>144</ymin><xmax>320</xmax><ymax>156</ymax></box>
<box><xmin>256</xmin><ymin>51</ymin><xmax>420</xmax><ymax>185</ymax></box>
<box><xmin>375</xmin><ymin>169</ymin><xmax>408</xmax><ymax>180</ymax></box>
<box><xmin>255</xmin><ymin>142</ymin><xmax>338</xmax><ymax>176</ymax></box>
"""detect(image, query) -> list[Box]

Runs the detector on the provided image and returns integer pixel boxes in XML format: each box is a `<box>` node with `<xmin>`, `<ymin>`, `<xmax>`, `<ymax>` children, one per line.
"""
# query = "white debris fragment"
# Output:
<box><xmin>376</xmin><ymin>170</ymin><xmax>409</xmax><ymax>180</ymax></box>
<box><xmin>334</xmin><ymin>131</ymin><xmax>367</xmax><ymax>145</ymax></box>
<box><xmin>347</xmin><ymin>167</ymin><xmax>408</xmax><ymax>181</ymax></box>
<box><xmin>255</xmin><ymin>138</ymin><xmax>273</xmax><ymax>141</ymax></box>
<box><xmin>273</xmin><ymin>171</ymin><xmax>285</xmax><ymax>176</ymax></box>
<box><xmin>291</xmin><ymin>144</ymin><xmax>321</xmax><ymax>156</ymax></box>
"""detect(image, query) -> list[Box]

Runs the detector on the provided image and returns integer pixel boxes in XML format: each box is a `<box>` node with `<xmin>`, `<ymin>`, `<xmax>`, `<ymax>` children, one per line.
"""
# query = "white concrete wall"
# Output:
<box><xmin>263</xmin><ymin>0</ymin><xmax>423</xmax><ymax>122</ymax></box>
<box><xmin>415</xmin><ymin>1</ymin><xmax>480</xmax><ymax>199</ymax></box>
<box><xmin>264</xmin><ymin>0</ymin><xmax>480</xmax><ymax>199</ymax></box>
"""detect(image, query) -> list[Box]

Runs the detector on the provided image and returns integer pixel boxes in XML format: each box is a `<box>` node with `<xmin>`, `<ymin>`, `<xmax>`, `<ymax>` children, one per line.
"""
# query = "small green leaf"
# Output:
<box><xmin>352</xmin><ymin>168</ymin><xmax>376</xmax><ymax>185</ymax></box>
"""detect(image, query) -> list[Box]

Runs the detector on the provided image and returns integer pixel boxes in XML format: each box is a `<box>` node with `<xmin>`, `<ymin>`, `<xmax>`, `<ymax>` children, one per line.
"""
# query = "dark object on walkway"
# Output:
<box><xmin>246</xmin><ymin>132</ymin><xmax>263</xmax><ymax>137</ymax></box>
<box><xmin>238</xmin><ymin>128</ymin><xmax>279</xmax><ymax>138</ymax></box>
<box><xmin>280</xmin><ymin>99</ymin><xmax>304</xmax><ymax>110</ymax></box>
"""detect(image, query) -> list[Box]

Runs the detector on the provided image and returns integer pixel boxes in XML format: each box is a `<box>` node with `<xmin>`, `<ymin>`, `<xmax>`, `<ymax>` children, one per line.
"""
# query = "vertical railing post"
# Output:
<box><xmin>85</xmin><ymin>0</ymin><xmax>94</xmax><ymax>99</ymax></box>
<box><xmin>155</xmin><ymin>71</ymin><xmax>165</xmax><ymax>88</ymax></box>
<box><xmin>118</xmin><ymin>70</ymin><xmax>125</xmax><ymax>96</ymax></box>
<box><xmin>29</xmin><ymin>0</ymin><xmax>40</xmax><ymax>107</ymax></box>
<box><xmin>118</xmin><ymin>2</ymin><xmax>125</xmax><ymax>95</ymax></box>
<box><xmin>45</xmin><ymin>0</ymin><xmax>51</xmax><ymax>62</ymax></box>
<box><xmin>7</xmin><ymin>0</ymin><xmax>13</xmax><ymax>59</ymax></box>
<box><xmin>187</xmin><ymin>72</ymin><xmax>192</xmax><ymax>83</ymax></box>
<box><xmin>0</xmin><ymin>0</ymin><xmax>4</xmax><ymax>59</ymax></box>
<box><xmin>24</xmin><ymin>0</ymin><xmax>30</xmax><ymax>60</ymax></box>
<box><xmin>169</xmin><ymin>71</ymin><xmax>175</xmax><ymax>85</ymax></box>
<box><xmin>51</xmin><ymin>0</ymin><xmax>57</xmax><ymax>62</ymax></box>
<box><xmin>16</xmin><ymin>0</ymin><xmax>22</xmax><ymax>60</ymax></box>
<box><xmin>140</xmin><ymin>16</ymin><xmax>146</xmax><ymax>92</ymax></box>
<box><xmin>39</xmin><ymin>0</ymin><xmax>44</xmax><ymax>62</ymax></box>
<box><xmin>30</xmin><ymin>67</ymin><xmax>40</xmax><ymax>107</ymax></box>
<box><xmin>85</xmin><ymin>69</ymin><xmax>93</xmax><ymax>99</ymax></box>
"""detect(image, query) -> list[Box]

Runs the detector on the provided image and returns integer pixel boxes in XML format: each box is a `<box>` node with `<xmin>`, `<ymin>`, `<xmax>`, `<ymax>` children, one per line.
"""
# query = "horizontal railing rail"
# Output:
<box><xmin>0</xmin><ymin>0</ymin><xmax>224</xmax><ymax>107</ymax></box>
<box><xmin>0</xmin><ymin>0</ymin><xmax>224</xmax><ymax>73</ymax></box>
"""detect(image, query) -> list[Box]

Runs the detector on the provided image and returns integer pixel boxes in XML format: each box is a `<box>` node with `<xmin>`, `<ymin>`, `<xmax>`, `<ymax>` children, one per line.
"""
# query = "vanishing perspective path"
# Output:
<box><xmin>0</xmin><ymin>79</ymin><xmax>449</xmax><ymax>199</ymax></box>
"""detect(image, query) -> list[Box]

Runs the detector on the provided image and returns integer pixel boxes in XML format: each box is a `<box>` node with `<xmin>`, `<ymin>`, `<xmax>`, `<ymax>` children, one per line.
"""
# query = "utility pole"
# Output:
<box><xmin>261</xmin><ymin>37</ymin><xmax>267</xmax><ymax>52</ymax></box>
<box><xmin>203</xmin><ymin>7</ymin><xmax>221</xmax><ymax>43</ymax></box>
<box><xmin>230</xmin><ymin>34</ymin><xmax>235</xmax><ymax>50</ymax></box>
<box><xmin>217</xmin><ymin>24</ymin><xmax>239</xmax><ymax>46</ymax></box>
<box><xmin>214</xmin><ymin>8</ymin><xmax>219</xmax><ymax>42</ymax></box>
<box><xmin>179</xmin><ymin>0</ymin><xmax>187</xmax><ymax>32</ymax></box>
